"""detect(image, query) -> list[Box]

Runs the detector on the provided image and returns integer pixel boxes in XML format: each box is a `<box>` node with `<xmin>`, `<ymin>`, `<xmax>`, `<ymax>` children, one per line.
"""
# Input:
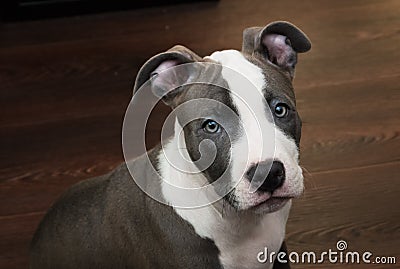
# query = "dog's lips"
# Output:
<box><xmin>250</xmin><ymin>194</ymin><xmax>293</xmax><ymax>213</ymax></box>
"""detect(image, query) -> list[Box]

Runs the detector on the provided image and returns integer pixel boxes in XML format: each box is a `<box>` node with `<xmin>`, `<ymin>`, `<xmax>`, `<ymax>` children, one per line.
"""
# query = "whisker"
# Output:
<box><xmin>301</xmin><ymin>165</ymin><xmax>313</xmax><ymax>177</ymax></box>
<box><xmin>301</xmin><ymin>165</ymin><xmax>317</xmax><ymax>190</ymax></box>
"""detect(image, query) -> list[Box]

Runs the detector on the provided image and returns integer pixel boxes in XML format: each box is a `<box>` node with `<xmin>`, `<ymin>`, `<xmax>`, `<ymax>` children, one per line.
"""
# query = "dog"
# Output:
<box><xmin>30</xmin><ymin>21</ymin><xmax>311</xmax><ymax>269</ymax></box>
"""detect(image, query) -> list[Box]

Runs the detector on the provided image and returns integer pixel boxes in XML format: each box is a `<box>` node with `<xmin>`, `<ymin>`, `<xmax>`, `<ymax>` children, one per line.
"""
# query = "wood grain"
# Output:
<box><xmin>1</xmin><ymin>0</ymin><xmax>399</xmax><ymax>268</ymax></box>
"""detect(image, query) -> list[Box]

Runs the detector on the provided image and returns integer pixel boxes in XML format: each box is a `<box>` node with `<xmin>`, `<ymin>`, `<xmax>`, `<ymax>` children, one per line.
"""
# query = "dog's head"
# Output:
<box><xmin>134</xmin><ymin>21</ymin><xmax>311</xmax><ymax>214</ymax></box>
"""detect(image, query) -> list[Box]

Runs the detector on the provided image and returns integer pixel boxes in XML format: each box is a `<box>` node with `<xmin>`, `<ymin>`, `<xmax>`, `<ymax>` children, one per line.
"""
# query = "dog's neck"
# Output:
<box><xmin>157</xmin><ymin>120</ymin><xmax>290</xmax><ymax>269</ymax></box>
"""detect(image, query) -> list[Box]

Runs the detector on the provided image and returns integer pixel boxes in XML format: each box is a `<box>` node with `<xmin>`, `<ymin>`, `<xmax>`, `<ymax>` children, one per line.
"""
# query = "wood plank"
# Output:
<box><xmin>0</xmin><ymin>213</ymin><xmax>43</xmax><ymax>269</ymax></box>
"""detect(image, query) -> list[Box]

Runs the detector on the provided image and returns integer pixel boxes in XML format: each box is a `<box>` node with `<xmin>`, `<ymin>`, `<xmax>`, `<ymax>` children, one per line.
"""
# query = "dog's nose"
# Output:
<box><xmin>246</xmin><ymin>161</ymin><xmax>285</xmax><ymax>192</ymax></box>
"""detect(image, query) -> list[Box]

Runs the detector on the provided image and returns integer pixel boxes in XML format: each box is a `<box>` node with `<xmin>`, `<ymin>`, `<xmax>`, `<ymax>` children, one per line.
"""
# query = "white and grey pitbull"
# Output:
<box><xmin>30</xmin><ymin>21</ymin><xmax>311</xmax><ymax>269</ymax></box>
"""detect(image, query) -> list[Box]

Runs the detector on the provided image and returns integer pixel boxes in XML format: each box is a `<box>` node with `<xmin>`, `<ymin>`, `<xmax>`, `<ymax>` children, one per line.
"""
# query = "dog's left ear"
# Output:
<box><xmin>133</xmin><ymin>45</ymin><xmax>203</xmax><ymax>106</ymax></box>
<box><xmin>242</xmin><ymin>21</ymin><xmax>311</xmax><ymax>79</ymax></box>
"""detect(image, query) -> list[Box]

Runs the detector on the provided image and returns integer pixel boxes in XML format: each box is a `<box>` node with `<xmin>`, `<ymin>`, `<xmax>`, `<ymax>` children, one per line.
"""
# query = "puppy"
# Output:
<box><xmin>30</xmin><ymin>21</ymin><xmax>311</xmax><ymax>269</ymax></box>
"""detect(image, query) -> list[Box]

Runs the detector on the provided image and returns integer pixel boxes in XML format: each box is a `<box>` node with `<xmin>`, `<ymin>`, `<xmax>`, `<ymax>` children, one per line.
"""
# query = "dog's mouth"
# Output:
<box><xmin>224</xmin><ymin>189</ymin><xmax>294</xmax><ymax>214</ymax></box>
<box><xmin>250</xmin><ymin>195</ymin><xmax>292</xmax><ymax>214</ymax></box>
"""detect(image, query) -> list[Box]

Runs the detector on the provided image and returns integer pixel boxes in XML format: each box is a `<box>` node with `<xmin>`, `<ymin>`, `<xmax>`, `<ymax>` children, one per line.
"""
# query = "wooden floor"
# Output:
<box><xmin>1</xmin><ymin>0</ymin><xmax>399</xmax><ymax>268</ymax></box>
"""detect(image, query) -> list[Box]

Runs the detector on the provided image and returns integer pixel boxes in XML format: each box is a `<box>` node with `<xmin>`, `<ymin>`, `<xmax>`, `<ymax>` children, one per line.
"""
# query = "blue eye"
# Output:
<box><xmin>274</xmin><ymin>103</ymin><xmax>289</xmax><ymax>118</ymax></box>
<box><xmin>202</xmin><ymin>120</ymin><xmax>220</xmax><ymax>133</ymax></box>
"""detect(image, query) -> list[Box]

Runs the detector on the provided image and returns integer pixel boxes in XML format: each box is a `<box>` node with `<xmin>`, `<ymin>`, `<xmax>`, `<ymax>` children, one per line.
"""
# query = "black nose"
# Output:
<box><xmin>246</xmin><ymin>161</ymin><xmax>285</xmax><ymax>192</ymax></box>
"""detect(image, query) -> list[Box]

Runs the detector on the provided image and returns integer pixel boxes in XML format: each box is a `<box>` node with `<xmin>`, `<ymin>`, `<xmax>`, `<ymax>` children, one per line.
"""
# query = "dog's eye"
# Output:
<box><xmin>274</xmin><ymin>103</ymin><xmax>289</xmax><ymax>118</ymax></box>
<box><xmin>202</xmin><ymin>119</ymin><xmax>220</xmax><ymax>133</ymax></box>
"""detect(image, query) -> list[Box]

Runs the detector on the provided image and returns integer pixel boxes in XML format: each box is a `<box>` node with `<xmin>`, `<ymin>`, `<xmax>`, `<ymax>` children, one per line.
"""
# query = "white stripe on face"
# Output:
<box><xmin>208</xmin><ymin>50</ymin><xmax>303</xmax><ymax>209</ymax></box>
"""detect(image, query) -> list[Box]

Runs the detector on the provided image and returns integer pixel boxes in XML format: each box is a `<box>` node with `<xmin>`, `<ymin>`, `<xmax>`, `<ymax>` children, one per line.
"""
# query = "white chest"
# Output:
<box><xmin>173</xmin><ymin>201</ymin><xmax>291</xmax><ymax>269</ymax></box>
<box><xmin>214</xmin><ymin>202</ymin><xmax>291</xmax><ymax>269</ymax></box>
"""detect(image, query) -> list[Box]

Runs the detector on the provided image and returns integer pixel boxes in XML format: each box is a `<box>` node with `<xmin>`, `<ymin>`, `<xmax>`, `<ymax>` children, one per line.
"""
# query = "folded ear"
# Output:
<box><xmin>242</xmin><ymin>21</ymin><xmax>311</xmax><ymax>79</ymax></box>
<box><xmin>133</xmin><ymin>45</ymin><xmax>202</xmax><ymax>106</ymax></box>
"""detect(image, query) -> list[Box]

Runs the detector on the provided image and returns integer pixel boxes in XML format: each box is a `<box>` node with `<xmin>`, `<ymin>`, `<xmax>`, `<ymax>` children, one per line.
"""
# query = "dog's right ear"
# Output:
<box><xmin>242</xmin><ymin>21</ymin><xmax>311</xmax><ymax>80</ymax></box>
<box><xmin>133</xmin><ymin>45</ymin><xmax>202</xmax><ymax>106</ymax></box>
